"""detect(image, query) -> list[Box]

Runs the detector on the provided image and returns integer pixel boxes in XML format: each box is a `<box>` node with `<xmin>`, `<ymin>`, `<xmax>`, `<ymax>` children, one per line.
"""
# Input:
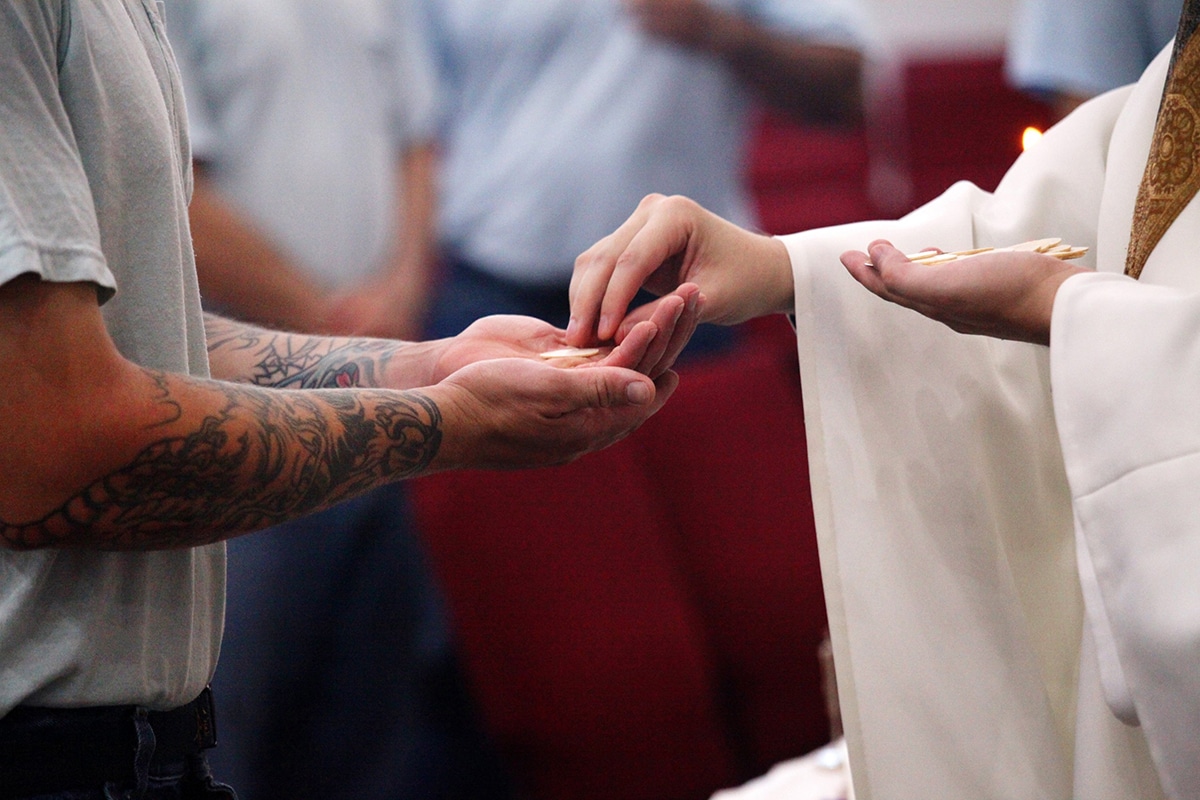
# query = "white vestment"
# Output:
<box><xmin>779</xmin><ymin>42</ymin><xmax>1198</xmax><ymax>800</ymax></box>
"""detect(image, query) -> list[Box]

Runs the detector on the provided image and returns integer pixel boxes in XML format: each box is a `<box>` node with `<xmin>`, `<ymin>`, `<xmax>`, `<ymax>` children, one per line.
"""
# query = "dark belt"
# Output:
<box><xmin>0</xmin><ymin>686</ymin><xmax>218</xmax><ymax>798</ymax></box>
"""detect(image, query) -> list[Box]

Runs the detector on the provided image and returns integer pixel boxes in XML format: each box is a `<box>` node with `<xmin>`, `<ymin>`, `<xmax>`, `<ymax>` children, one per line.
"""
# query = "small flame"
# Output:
<box><xmin>1022</xmin><ymin>127</ymin><xmax>1044</xmax><ymax>151</ymax></box>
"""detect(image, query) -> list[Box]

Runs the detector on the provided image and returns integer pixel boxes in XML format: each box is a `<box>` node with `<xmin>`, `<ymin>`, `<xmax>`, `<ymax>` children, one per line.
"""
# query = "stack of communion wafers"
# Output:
<box><xmin>876</xmin><ymin>237</ymin><xmax>1088</xmax><ymax>266</ymax></box>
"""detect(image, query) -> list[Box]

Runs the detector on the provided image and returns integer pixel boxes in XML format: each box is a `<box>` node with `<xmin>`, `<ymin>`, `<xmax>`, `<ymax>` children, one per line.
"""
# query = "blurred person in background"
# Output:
<box><xmin>1007</xmin><ymin>0</ymin><xmax>1183</xmax><ymax>120</ymax></box>
<box><xmin>416</xmin><ymin>0</ymin><xmax>872</xmax><ymax>343</ymax></box>
<box><xmin>168</xmin><ymin>2</ymin><xmax>511</xmax><ymax>798</ymax></box>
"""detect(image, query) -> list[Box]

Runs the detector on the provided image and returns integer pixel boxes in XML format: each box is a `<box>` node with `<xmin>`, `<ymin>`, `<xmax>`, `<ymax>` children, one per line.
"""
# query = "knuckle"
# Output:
<box><xmin>662</xmin><ymin>194</ymin><xmax>696</xmax><ymax>214</ymax></box>
<box><xmin>575</xmin><ymin>242</ymin><xmax>602</xmax><ymax>269</ymax></box>
<box><xmin>638</xmin><ymin>192</ymin><xmax>666</xmax><ymax>209</ymax></box>
<box><xmin>613</xmin><ymin>250</ymin><xmax>637</xmax><ymax>272</ymax></box>
<box><xmin>593</xmin><ymin>380</ymin><xmax>615</xmax><ymax>408</ymax></box>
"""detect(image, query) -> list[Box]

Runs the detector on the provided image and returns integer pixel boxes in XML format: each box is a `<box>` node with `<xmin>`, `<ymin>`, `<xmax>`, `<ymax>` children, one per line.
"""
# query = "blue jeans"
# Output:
<box><xmin>16</xmin><ymin>757</ymin><xmax>236</xmax><ymax>800</ymax></box>
<box><xmin>16</xmin><ymin>757</ymin><xmax>234</xmax><ymax>800</ymax></box>
<box><xmin>3</xmin><ymin>704</ymin><xmax>236</xmax><ymax>800</ymax></box>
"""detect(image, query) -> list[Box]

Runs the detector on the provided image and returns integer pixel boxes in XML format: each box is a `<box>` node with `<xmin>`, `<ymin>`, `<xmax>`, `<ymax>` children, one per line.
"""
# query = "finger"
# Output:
<box><xmin>628</xmin><ymin>295</ymin><xmax>684</xmax><ymax>375</ymax></box>
<box><xmin>575</xmin><ymin>368</ymin><xmax>680</xmax><ymax>454</ymax></box>
<box><xmin>841</xmin><ymin>248</ymin><xmax>887</xmax><ymax>297</ymax></box>
<box><xmin>628</xmin><ymin>284</ymin><xmax>700</xmax><ymax>378</ymax></box>
<box><xmin>599</xmin><ymin>319</ymin><xmax>660</xmax><ymax>372</ymax></box>
<box><xmin>569</xmin><ymin>198</ymin><xmax>661</xmax><ymax>345</ymax></box>
<box><xmin>569</xmin><ymin>237</ymin><xmax>615</xmax><ymax>344</ymax></box>
<box><xmin>651</xmin><ymin>286</ymin><xmax>701</xmax><ymax>378</ymax></box>
<box><xmin>613</xmin><ymin>300</ymin><xmax>664</xmax><ymax>343</ymax></box>
<box><xmin>842</xmin><ymin>240</ymin><xmax>909</xmax><ymax>303</ymax></box>
<box><xmin>599</xmin><ymin>366</ymin><xmax>679</xmax><ymax>420</ymax></box>
<box><xmin>846</xmin><ymin>241</ymin><xmax>996</xmax><ymax>330</ymax></box>
<box><xmin>867</xmin><ymin>240</ymin><xmax>956</xmax><ymax>313</ymax></box>
<box><xmin>866</xmin><ymin>239</ymin><xmax>906</xmax><ymax>275</ymax></box>
<box><xmin>597</xmin><ymin>203</ymin><xmax>692</xmax><ymax>341</ymax></box>
<box><xmin>629</xmin><ymin>320</ymin><xmax>667</xmax><ymax>375</ymax></box>
<box><xmin>571</xmin><ymin>366</ymin><xmax>658</xmax><ymax>412</ymax></box>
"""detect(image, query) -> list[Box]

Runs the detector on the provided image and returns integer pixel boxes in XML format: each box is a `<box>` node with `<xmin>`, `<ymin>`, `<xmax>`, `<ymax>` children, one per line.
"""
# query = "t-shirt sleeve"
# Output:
<box><xmin>0</xmin><ymin>2</ymin><xmax>116</xmax><ymax>301</ymax></box>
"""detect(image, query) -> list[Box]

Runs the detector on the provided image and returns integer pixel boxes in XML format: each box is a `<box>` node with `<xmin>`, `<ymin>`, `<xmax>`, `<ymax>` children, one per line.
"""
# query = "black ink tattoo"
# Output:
<box><xmin>1</xmin><ymin>371</ymin><xmax>442</xmax><ymax>550</ymax></box>
<box><xmin>204</xmin><ymin>314</ymin><xmax>400</xmax><ymax>389</ymax></box>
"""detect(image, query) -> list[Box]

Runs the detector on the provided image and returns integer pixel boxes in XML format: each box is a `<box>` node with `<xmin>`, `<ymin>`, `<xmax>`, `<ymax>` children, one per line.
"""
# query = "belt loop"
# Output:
<box><xmin>195</xmin><ymin>685</ymin><xmax>217</xmax><ymax>748</ymax></box>
<box><xmin>130</xmin><ymin>707</ymin><xmax>156</xmax><ymax>799</ymax></box>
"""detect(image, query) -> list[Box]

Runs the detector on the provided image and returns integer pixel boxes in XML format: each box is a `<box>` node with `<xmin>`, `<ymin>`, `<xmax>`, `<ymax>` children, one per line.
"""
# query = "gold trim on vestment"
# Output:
<box><xmin>1126</xmin><ymin>31</ymin><xmax>1200</xmax><ymax>279</ymax></box>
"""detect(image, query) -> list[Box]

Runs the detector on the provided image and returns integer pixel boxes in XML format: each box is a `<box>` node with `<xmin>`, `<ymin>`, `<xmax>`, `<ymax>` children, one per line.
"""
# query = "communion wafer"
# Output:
<box><xmin>1005</xmin><ymin>237</ymin><xmax>1062</xmax><ymax>252</ymax></box>
<box><xmin>542</xmin><ymin>345</ymin><xmax>600</xmax><ymax>357</ymax></box>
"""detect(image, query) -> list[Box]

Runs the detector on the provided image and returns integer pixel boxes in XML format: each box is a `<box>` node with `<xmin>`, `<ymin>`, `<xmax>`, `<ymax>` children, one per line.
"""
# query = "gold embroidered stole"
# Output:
<box><xmin>1125</xmin><ymin>0</ymin><xmax>1200</xmax><ymax>279</ymax></box>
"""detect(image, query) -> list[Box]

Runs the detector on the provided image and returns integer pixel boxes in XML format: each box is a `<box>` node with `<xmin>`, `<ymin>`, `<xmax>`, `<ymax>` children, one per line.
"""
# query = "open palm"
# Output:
<box><xmin>433</xmin><ymin>287</ymin><xmax>699</xmax><ymax>383</ymax></box>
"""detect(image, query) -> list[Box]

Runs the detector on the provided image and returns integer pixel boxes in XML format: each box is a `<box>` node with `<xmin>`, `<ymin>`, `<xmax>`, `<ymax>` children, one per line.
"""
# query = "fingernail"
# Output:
<box><xmin>626</xmin><ymin>381</ymin><xmax>652</xmax><ymax>405</ymax></box>
<box><xmin>599</xmin><ymin>314</ymin><xmax>614</xmax><ymax>339</ymax></box>
<box><xmin>566</xmin><ymin>316</ymin><xmax>579</xmax><ymax>340</ymax></box>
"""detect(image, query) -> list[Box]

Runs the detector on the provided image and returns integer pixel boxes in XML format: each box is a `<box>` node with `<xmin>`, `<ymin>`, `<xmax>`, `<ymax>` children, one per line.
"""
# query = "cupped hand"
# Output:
<box><xmin>429</xmin><ymin>356</ymin><xmax>680</xmax><ymax>471</ymax></box>
<box><xmin>433</xmin><ymin>284</ymin><xmax>702</xmax><ymax>383</ymax></box>
<box><xmin>568</xmin><ymin>194</ymin><xmax>793</xmax><ymax>346</ymax></box>
<box><xmin>841</xmin><ymin>239</ymin><xmax>1089</xmax><ymax>345</ymax></box>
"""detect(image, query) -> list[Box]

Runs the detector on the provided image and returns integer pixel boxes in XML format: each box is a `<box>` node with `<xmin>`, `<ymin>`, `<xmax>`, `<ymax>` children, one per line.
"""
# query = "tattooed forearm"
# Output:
<box><xmin>204</xmin><ymin>314</ymin><xmax>401</xmax><ymax>389</ymax></box>
<box><xmin>1</xmin><ymin>371</ymin><xmax>442</xmax><ymax>551</ymax></box>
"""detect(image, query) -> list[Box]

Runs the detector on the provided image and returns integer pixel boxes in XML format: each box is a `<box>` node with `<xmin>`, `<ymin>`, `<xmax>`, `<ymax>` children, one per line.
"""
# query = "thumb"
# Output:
<box><xmin>571</xmin><ymin>367</ymin><xmax>657</xmax><ymax>409</ymax></box>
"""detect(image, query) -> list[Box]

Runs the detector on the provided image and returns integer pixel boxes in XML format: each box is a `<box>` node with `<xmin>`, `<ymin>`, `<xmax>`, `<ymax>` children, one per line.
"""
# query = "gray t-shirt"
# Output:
<box><xmin>0</xmin><ymin>0</ymin><xmax>223</xmax><ymax>715</ymax></box>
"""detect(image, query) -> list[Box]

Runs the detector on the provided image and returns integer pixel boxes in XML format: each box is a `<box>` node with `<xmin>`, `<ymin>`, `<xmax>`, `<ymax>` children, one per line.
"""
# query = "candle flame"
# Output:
<box><xmin>1022</xmin><ymin>126</ymin><xmax>1044</xmax><ymax>151</ymax></box>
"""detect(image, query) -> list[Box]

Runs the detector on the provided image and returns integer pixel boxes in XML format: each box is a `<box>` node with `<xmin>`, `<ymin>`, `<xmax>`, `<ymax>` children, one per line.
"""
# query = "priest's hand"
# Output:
<box><xmin>841</xmin><ymin>239</ymin><xmax>1089</xmax><ymax>346</ymax></box>
<box><xmin>568</xmin><ymin>194</ymin><xmax>794</xmax><ymax>347</ymax></box>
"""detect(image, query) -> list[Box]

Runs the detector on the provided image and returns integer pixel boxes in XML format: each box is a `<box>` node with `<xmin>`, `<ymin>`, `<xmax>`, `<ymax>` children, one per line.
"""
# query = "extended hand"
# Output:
<box><xmin>841</xmin><ymin>240</ymin><xmax>1089</xmax><ymax>345</ymax></box>
<box><xmin>429</xmin><ymin>356</ymin><xmax>679</xmax><ymax>471</ymax></box>
<box><xmin>436</xmin><ymin>283</ymin><xmax>701</xmax><ymax>382</ymax></box>
<box><xmin>568</xmin><ymin>194</ymin><xmax>793</xmax><ymax>346</ymax></box>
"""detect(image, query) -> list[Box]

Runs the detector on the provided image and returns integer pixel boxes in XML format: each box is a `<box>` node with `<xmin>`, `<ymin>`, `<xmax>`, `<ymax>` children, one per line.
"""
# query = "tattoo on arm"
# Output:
<box><xmin>1</xmin><ymin>369</ymin><xmax>442</xmax><ymax>550</ymax></box>
<box><xmin>204</xmin><ymin>314</ymin><xmax>400</xmax><ymax>389</ymax></box>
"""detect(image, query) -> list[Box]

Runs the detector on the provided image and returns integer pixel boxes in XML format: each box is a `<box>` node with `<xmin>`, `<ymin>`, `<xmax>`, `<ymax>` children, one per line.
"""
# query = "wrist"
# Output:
<box><xmin>377</xmin><ymin>338</ymin><xmax>448</xmax><ymax>390</ymax></box>
<box><xmin>417</xmin><ymin>383</ymin><xmax>463</xmax><ymax>473</ymax></box>
<box><xmin>419</xmin><ymin>380</ymin><xmax>498</xmax><ymax>475</ymax></box>
<box><xmin>763</xmin><ymin>236</ymin><xmax>796</xmax><ymax>316</ymax></box>
<box><xmin>1036</xmin><ymin>265</ymin><xmax>1088</xmax><ymax>346</ymax></box>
